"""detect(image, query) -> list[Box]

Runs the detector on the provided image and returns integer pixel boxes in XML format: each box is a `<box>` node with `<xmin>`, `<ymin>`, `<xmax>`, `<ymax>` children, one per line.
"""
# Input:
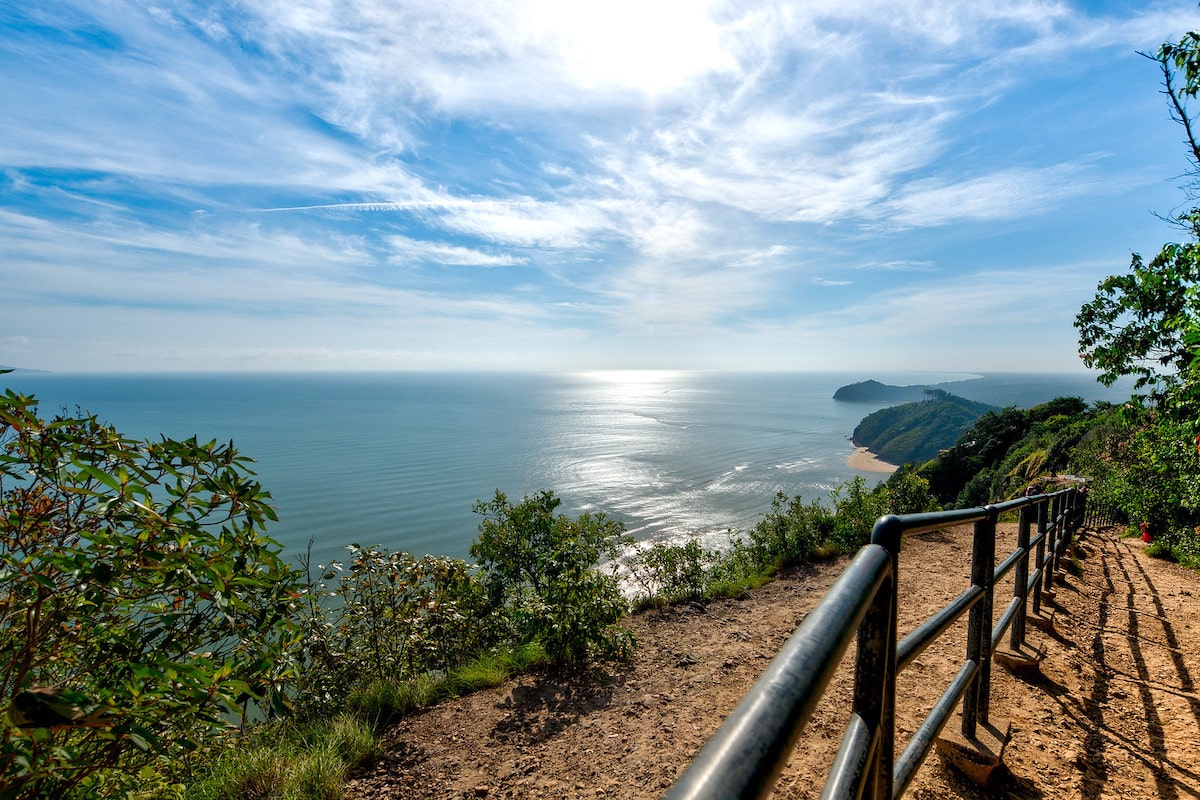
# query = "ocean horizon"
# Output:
<box><xmin>0</xmin><ymin>370</ymin><xmax>1132</xmax><ymax>568</ymax></box>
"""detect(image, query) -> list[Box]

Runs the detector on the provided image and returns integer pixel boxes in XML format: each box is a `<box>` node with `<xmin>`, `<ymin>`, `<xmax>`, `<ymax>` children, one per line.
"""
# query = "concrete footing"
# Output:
<box><xmin>993</xmin><ymin>643</ymin><xmax>1044</xmax><ymax>678</ymax></box>
<box><xmin>935</xmin><ymin>716</ymin><xmax>1012</xmax><ymax>785</ymax></box>
<box><xmin>1026</xmin><ymin>609</ymin><xmax>1055</xmax><ymax>632</ymax></box>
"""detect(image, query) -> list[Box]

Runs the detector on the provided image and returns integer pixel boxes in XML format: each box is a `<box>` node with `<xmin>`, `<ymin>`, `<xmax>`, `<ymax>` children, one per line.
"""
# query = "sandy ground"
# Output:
<box><xmin>846</xmin><ymin>446</ymin><xmax>899</xmax><ymax>473</ymax></box>
<box><xmin>346</xmin><ymin>523</ymin><xmax>1200</xmax><ymax>799</ymax></box>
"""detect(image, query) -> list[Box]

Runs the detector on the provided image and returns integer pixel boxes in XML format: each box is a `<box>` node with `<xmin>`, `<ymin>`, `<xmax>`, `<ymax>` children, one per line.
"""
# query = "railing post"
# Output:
<box><xmin>1042</xmin><ymin>496</ymin><xmax>1058</xmax><ymax>596</ymax></box>
<box><xmin>962</xmin><ymin>506</ymin><xmax>997</xmax><ymax>738</ymax></box>
<box><xmin>1031</xmin><ymin>499</ymin><xmax>1047</xmax><ymax>617</ymax></box>
<box><xmin>1010</xmin><ymin>503</ymin><xmax>1033</xmax><ymax>650</ymax></box>
<box><xmin>1049</xmin><ymin>494</ymin><xmax>1064</xmax><ymax>576</ymax></box>
<box><xmin>852</xmin><ymin>517</ymin><xmax>901</xmax><ymax>800</ymax></box>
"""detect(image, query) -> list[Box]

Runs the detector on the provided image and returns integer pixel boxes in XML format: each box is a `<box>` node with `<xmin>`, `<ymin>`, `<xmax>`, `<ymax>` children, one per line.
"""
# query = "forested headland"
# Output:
<box><xmin>849</xmin><ymin>389</ymin><xmax>998</xmax><ymax>465</ymax></box>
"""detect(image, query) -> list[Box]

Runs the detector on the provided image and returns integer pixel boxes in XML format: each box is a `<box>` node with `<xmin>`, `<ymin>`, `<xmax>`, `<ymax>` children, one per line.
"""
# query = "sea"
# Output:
<box><xmin>0</xmin><ymin>370</ymin><xmax>1133</xmax><ymax>568</ymax></box>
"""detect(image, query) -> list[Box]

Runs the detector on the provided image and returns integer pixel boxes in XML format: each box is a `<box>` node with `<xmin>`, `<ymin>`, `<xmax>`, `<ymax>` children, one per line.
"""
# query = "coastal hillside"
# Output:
<box><xmin>851</xmin><ymin>389</ymin><xmax>997</xmax><ymax>465</ymax></box>
<box><xmin>834</xmin><ymin>374</ymin><xmax>1132</xmax><ymax>408</ymax></box>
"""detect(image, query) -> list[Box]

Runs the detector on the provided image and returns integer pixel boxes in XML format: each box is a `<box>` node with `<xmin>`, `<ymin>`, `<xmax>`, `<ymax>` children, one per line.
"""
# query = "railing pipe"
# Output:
<box><xmin>663</xmin><ymin>544</ymin><xmax>892</xmax><ymax>800</ymax></box>
<box><xmin>895</xmin><ymin>585</ymin><xmax>982</xmax><ymax>672</ymax></box>
<box><xmin>993</xmin><ymin>548</ymin><xmax>1023</xmax><ymax>584</ymax></box>
<box><xmin>1041</xmin><ymin>498</ymin><xmax>1057</xmax><ymax>597</ymax></box>
<box><xmin>820</xmin><ymin>714</ymin><xmax>877</xmax><ymax>800</ymax></box>
<box><xmin>1032</xmin><ymin>500</ymin><xmax>1048</xmax><ymax>616</ymax></box>
<box><xmin>665</xmin><ymin>488</ymin><xmax>1085</xmax><ymax>800</ymax></box>
<box><xmin>991</xmin><ymin>595</ymin><xmax>1022</xmax><ymax>650</ymax></box>
<box><xmin>891</xmin><ymin>659</ymin><xmax>979</xmax><ymax>797</ymax></box>
<box><xmin>1049</xmin><ymin>495</ymin><xmax>1064</xmax><ymax>576</ymax></box>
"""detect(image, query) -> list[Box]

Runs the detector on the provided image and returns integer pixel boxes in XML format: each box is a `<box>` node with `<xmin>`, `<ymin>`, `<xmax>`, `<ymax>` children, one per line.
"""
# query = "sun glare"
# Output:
<box><xmin>527</xmin><ymin>0</ymin><xmax>734</xmax><ymax>95</ymax></box>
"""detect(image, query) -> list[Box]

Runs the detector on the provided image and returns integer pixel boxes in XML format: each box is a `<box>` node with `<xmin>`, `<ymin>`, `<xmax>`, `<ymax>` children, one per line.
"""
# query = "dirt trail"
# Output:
<box><xmin>347</xmin><ymin>524</ymin><xmax>1200</xmax><ymax>799</ymax></box>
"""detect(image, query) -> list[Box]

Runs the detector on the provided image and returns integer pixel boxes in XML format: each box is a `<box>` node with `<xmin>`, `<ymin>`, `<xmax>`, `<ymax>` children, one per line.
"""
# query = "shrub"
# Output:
<box><xmin>829</xmin><ymin>477</ymin><xmax>888</xmax><ymax>553</ymax></box>
<box><xmin>294</xmin><ymin>546</ymin><xmax>495</xmax><ymax>715</ymax></box>
<box><xmin>625</xmin><ymin>539</ymin><xmax>719</xmax><ymax>606</ymax></box>
<box><xmin>882</xmin><ymin>469</ymin><xmax>940</xmax><ymax>515</ymax></box>
<box><xmin>744</xmin><ymin>491</ymin><xmax>828</xmax><ymax>567</ymax></box>
<box><xmin>0</xmin><ymin>391</ymin><xmax>303</xmax><ymax>799</ymax></box>
<box><xmin>470</xmin><ymin>490</ymin><xmax>633</xmax><ymax>665</ymax></box>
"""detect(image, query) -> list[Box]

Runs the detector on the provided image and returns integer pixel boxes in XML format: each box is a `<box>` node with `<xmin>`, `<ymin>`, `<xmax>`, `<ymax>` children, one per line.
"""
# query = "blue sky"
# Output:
<box><xmin>2</xmin><ymin>1</ymin><xmax>1198</xmax><ymax>373</ymax></box>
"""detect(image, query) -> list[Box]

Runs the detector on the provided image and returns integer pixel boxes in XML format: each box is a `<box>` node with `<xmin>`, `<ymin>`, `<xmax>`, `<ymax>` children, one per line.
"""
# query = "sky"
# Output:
<box><xmin>2</xmin><ymin>1</ymin><xmax>1199</xmax><ymax>374</ymax></box>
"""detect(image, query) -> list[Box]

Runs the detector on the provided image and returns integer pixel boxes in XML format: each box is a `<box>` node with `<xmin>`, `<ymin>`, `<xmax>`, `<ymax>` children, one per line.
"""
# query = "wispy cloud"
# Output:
<box><xmin>386</xmin><ymin>235</ymin><xmax>527</xmax><ymax>268</ymax></box>
<box><xmin>857</xmin><ymin>260</ymin><xmax>937</xmax><ymax>272</ymax></box>
<box><xmin>1</xmin><ymin>0</ymin><xmax>1196</xmax><ymax>371</ymax></box>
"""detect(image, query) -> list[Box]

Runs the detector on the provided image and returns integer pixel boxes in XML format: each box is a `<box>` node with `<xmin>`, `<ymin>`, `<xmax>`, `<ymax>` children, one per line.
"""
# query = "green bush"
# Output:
<box><xmin>470</xmin><ymin>490</ymin><xmax>633</xmax><ymax>665</ymax></box>
<box><xmin>294</xmin><ymin>546</ymin><xmax>495</xmax><ymax>715</ymax></box>
<box><xmin>829</xmin><ymin>477</ymin><xmax>888</xmax><ymax>553</ymax></box>
<box><xmin>625</xmin><ymin>539</ymin><xmax>719</xmax><ymax>606</ymax></box>
<box><xmin>744</xmin><ymin>491</ymin><xmax>828</xmax><ymax>567</ymax></box>
<box><xmin>882</xmin><ymin>469</ymin><xmax>941</xmax><ymax>515</ymax></box>
<box><xmin>0</xmin><ymin>391</ymin><xmax>303</xmax><ymax>799</ymax></box>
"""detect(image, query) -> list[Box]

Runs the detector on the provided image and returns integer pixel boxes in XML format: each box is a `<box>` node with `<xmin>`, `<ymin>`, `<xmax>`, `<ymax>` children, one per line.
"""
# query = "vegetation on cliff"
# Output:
<box><xmin>850</xmin><ymin>389</ymin><xmax>997</xmax><ymax>465</ymax></box>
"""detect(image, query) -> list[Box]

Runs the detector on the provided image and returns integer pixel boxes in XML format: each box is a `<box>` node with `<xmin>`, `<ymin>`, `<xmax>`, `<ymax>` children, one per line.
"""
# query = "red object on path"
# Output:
<box><xmin>1141</xmin><ymin>522</ymin><xmax>1153</xmax><ymax>543</ymax></box>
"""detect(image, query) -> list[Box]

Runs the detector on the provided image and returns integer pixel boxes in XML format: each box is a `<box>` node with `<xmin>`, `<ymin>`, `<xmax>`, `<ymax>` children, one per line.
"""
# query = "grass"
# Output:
<box><xmin>192</xmin><ymin>643</ymin><xmax>549</xmax><ymax>800</ymax></box>
<box><xmin>191</xmin><ymin>717</ymin><xmax>376</xmax><ymax>800</ymax></box>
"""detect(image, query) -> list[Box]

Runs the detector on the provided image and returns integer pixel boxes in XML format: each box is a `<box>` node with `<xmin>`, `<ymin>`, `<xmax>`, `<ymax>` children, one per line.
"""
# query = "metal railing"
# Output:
<box><xmin>664</xmin><ymin>488</ymin><xmax>1084</xmax><ymax>800</ymax></box>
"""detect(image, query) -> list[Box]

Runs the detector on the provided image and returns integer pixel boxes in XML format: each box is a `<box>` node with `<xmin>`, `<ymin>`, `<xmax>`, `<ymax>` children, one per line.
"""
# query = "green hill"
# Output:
<box><xmin>852</xmin><ymin>390</ymin><xmax>998</xmax><ymax>465</ymax></box>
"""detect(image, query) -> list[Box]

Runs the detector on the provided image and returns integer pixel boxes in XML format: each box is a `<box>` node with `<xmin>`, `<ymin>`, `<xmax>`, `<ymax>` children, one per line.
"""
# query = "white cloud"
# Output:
<box><xmin>3</xmin><ymin>0</ymin><xmax>1197</xmax><ymax>372</ymax></box>
<box><xmin>857</xmin><ymin>260</ymin><xmax>937</xmax><ymax>272</ymax></box>
<box><xmin>882</xmin><ymin>164</ymin><xmax>1100</xmax><ymax>227</ymax></box>
<box><xmin>385</xmin><ymin>235</ymin><xmax>527</xmax><ymax>267</ymax></box>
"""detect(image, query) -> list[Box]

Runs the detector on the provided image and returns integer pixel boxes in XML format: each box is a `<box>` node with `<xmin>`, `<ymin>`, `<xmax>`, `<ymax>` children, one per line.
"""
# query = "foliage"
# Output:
<box><xmin>1076</xmin><ymin>30</ymin><xmax>1200</xmax><ymax>420</ymax></box>
<box><xmin>294</xmin><ymin>546</ymin><xmax>495</xmax><ymax>716</ymax></box>
<box><xmin>0</xmin><ymin>391</ymin><xmax>303</xmax><ymax>799</ymax></box>
<box><xmin>882</xmin><ymin>468</ymin><xmax>941</xmax><ymax>515</ymax></box>
<box><xmin>851</xmin><ymin>390</ymin><xmax>998</xmax><ymax>465</ymax></box>
<box><xmin>624</xmin><ymin>539</ymin><xmax>720</xmax><ymax>607</ymax></box>
<box><xmin>827</xmin><ymin>477</ymin><xmax>888</xmax><ymax>552</ymax></box>
<box><xmin>470</xmin><ymin>490</ymin><xmax>633</xmax><ymax>665</ymax></box>
<box><xmin>1074</xmin><ymin>242</ymin><xmax>1200</xmax><ymax>403</ymax></box>
<box><xmin>916</xmin><ymin>398</ymin><xmax>1095</xmax><ymax>506</ymax></box>
<box><xmin>1075</xmin><ymin>409</ymin><xmax>1200</xmax><ymax>538</ymax></box>
<box><xmin>1064</xmin><ymin>27</ymin><xmax>1200</xmax><ymax>572</ymax></box>
<box><xmin>744</xmin><ymin>491</ymin><xmax>830</xmax><ymax>567</ymax></box>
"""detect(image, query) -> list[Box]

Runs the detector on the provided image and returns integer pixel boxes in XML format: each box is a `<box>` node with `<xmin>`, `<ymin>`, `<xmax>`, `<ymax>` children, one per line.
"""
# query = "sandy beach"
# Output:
<box><xmin>846</xmin><ymin>446</ymin><xmax>898</xmax><ymax>474</ymax></box>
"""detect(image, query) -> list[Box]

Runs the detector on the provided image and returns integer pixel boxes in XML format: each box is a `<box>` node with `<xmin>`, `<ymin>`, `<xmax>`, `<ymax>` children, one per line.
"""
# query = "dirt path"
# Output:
<box><xmin>346</xmin><ymin>524</ymin><xmax>1200</xmax><ymax>799</ymax></box>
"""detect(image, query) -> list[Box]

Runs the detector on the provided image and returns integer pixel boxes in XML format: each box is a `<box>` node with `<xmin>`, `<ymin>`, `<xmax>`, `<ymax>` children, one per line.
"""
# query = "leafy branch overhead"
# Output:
<box><xmin>0</xmin><ymin>390</ymin><xmax>304</xmax><ymax>799</ymax></box>
<box><xmin>1076</xmin><ymin>32</ymin><xmax>1200</xmax><ymax>419</ymax></box>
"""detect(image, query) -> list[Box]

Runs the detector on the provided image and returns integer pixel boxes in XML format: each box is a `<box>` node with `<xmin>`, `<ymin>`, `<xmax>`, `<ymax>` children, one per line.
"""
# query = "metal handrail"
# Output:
<box><xmin>664</xmin><ymin>488</ymin><xmax>1084</xmax><ymax>800</ymax></box>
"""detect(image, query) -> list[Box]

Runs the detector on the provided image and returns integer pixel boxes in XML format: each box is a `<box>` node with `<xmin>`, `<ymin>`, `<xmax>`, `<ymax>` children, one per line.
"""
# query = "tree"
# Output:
<box><xmin>1074</xmin><ymin>242</ymin><xmax>1200</xmax><ymax>399</ymax></box>
<box><xmin>0</xmin><ymin>391</ymin><xmax>303</xmax><ymax>799</ymax></box>
<box><xmin>469</xmin><ymin>490</ymin><xmax>633</xmax><ymax>665</ymax></box>
<box><xmin>1075</xmin><ymin>31</ymin><xmax>1200</xmax><ymax>412</ymax></box>
<box><xmin>1071</xmin><ymin>28</ymin><xmax>1200</xmax><ymax>567</ymax></box>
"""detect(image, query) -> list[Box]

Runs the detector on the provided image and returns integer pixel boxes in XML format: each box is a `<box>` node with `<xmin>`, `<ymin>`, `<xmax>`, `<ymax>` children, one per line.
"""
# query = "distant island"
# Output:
<box><xmin>834</xmin><ymin>379</ymin><xmax>931</xmax><ymax>403</ymax></box>
<box><xmin>834</xmin><ymin>374</ymin><xmax>1121</xmax><ymax>409</ymax></box>
<box><xmin>0</xmin><ymin>365</ymin><xmax>49</xmax><ymax>374</ymax></box>
<box><xmin>851</xmin><ymin>389</ymin><xmax>998</xmax><ymax>465</ymax></box>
